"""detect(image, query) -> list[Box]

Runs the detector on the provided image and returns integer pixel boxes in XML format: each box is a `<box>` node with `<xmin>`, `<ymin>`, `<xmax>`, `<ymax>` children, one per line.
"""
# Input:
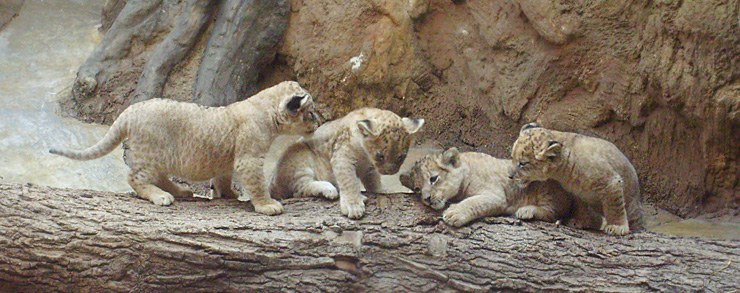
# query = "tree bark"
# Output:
<box><xmin>1</xmin><ymin>182</ymin><xmax>737</xmax><ymax>292</ymax></box>
<box><xmin>192</xmin><ymin>0</ymin><xmax>289</xmax><ymax>106</ymax></box>
<box><xmin>64</xmin><ymin>0</ymin><xmax>289</xmax><ymax>123</ymax></box>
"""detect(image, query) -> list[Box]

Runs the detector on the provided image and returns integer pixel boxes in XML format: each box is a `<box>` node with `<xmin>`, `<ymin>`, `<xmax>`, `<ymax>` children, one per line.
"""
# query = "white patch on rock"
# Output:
<box><xmin>349</xmin><ymin>52</ymin><xmax>365</xmax><ymax>71</ymax></box>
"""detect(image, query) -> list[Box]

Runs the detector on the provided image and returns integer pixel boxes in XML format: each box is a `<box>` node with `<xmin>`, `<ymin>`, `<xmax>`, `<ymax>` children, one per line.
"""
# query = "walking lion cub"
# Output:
<box><xmin>509</xmin><ymin>123</ymin><xmax>644</xmax><ymax>235</ymax></box>
<box><xmin>50</xmin><ymin>81</ymin><xmax>321</xmax><ymax>215</ymax></box>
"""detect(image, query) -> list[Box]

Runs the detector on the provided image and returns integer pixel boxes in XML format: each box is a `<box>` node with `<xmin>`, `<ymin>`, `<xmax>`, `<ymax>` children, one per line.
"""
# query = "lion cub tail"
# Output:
<box><xmin>49</xmin><ymin>120</ymin><xmax>127</xmax><ymax>161</ymax></box>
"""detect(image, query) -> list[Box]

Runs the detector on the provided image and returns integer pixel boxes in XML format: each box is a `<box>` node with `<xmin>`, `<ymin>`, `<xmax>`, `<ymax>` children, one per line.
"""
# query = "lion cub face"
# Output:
<box><xmin>357</xmin><ymin>116</ymin><xmax>424</xmax><ymax>175</ymax></box>
<box><xmin>509</xmin><ymin>123</ymin><xmax>562</xmax><ymax>185</ymax></box>
<box><xmin>275</xmin><ymin>81</ymin><xmax>323</xmax><ymax>135</ymax></box>
<box><xmin>400</xmin><ymin>147</ymin><xmax>465</xmax><ymax>210</ymax></box>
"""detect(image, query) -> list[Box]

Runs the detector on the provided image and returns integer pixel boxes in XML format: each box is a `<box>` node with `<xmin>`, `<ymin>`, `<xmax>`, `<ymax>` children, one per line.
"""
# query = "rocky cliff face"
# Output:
<box><xmin>61</xmin><ymin>0</ymin><xmax>740</xmax><ymax>216</ymax></box>
<box><xmin>275</xmin><ymin>0</ymin><xmax>740</xmax><ymax>217</ymax></box>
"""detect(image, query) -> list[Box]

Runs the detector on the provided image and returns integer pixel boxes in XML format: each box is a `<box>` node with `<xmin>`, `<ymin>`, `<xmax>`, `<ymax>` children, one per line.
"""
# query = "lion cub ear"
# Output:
<box><xmin>437</xmin><ymin>147</ymin><xmax>461</xmax><ymax>169</ymax></box>
<box><xmin>520</xmin><ymin>122</ymin><xmax>541</xmax><ymax>134</ymax></box>
<box><xmin>535</xmin><ymin>140</ymin><xmax>562</xmax><ymax>161</ymax></box>
<box><xmin>358</xmin><ymin>119</ymin><xmax>380</xmax><ymax>137</ymax></box>
<box><xmin>402</xmin><ymin>118</ymin><xmax>425</xmax><ymax>134</ymax></box>
<box><xmin>283</xmin><ymin>94</ymin><xmax>311</xmax><ymax>113</ymax></box>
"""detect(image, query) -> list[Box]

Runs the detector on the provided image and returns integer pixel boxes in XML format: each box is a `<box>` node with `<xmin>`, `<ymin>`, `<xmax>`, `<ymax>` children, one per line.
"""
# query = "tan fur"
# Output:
<box><xmin>50</xmin><ymin>81</ymin><xmax>322</xmax><ymax>215</ymax></box>
<box><xmin>269</xmin><ymin>108</ymin><xmax>424</xmax><ymax>219</ymax></box>
<box><xmin>399</xmin><ymin>148</ymin><xmax>573</xmax><ymax>227</ymax></box>
<box><xmin>509</xmin><ymin>123</ymin><xmax>645</xmax><ymax>235</ymax></box>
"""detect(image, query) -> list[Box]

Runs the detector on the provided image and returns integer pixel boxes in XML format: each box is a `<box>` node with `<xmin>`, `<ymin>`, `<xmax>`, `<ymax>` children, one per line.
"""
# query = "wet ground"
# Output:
<box><xmin>0</xmin><ymin>0</ymin><xmax>130</xmax><ymax>192</ymax></box>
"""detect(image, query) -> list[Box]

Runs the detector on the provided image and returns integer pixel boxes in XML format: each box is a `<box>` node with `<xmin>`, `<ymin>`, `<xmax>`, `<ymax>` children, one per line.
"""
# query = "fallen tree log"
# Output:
<box><xmin>0</xmin><ymin>182</ymin><xmax>738</xmax><ymax>292</ymax></box>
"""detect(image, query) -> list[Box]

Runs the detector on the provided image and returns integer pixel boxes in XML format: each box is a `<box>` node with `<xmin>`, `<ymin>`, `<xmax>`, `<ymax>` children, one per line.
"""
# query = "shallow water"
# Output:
<box><xmin>650</xmin><ymin>219</ymin><xmax>740</xmax><ymax>240</ymax></box>
<box><xmin>0</xmin><ymin>0</ymin><xmax>130</xmax><ymax>192</ymax></box>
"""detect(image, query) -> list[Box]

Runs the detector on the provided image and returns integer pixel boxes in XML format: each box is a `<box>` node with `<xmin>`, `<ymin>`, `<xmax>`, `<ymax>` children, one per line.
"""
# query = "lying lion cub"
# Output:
<box><xmin>509</xmin><ymin>123</ymin><xmax>644</xmax><ymax>235</ymax></box>
<box><xmin>400</xmin><ymin>147</ymin><xmax>573</xmax><ymax>227</ymax></box>
<box><xmin>50</xmin><ymin>81</ymin><xmax>321</xmax><ymax>215</ymax></box>
<box><xmin>270</xmin><ymin>108</ymin><xmax>424</xmax><ymax>219</ymax></box>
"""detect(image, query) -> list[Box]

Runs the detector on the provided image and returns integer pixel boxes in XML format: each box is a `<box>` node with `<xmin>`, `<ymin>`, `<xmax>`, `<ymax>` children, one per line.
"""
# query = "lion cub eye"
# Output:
<box><xmin>376</xmin><ymin>153</ymin><xmax>385</xmax><ymax>162</ymax></box>
<box><xmin>518</xmin><ymin>161</ymin><xmax>529</xmax><ymax>168</ymax></box>
<box><xmin>430</xmin><ymin>175</ymin><xmax>439</xmax><ymax>184</ymax></box>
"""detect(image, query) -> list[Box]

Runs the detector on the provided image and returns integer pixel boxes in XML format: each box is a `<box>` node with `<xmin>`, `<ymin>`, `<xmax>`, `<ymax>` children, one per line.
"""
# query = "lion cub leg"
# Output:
<box><xmin>333</xmin><ymin>156</ymin><xmax>367</xmax><ymax>219</ymax></box>
<box><xmin>156</xmin><ymin>176</ymin><xmax>193</xmax><ymax>199</ymax></box>
<box><xmin>357</xmin><ymin>166</ymin><xmax>383</xmax><ymax>194</ymax></box>
<box><xmin>210</xmin><ymin>175</ymin><xmax>237</xmax><ymax>199</ymax></box>
<box><xmin>515</xmin><ymin>205</ymin><xmax>556</xmax><ymax>221</ymax></box>
<box><xmin>600</xmin><ymin>182</ymin><xmax>630</xmax><ymax>235</ymax></box>
<box><xmin>128</xmin><ymin>168</ymin><xmax>175</xmax><ymax>206</ymax></box>
<box><xmin>443</xmin><ymin>192</ymin><xmax>507</xmax><ymax>227</ymax></box>
<box><xmin>292</xmin><ymin>168</ymin><xmax>339</xmax><ymax>200</ymax></box>
<box><xmin>565</xmin><ymin>199</ymin><xmax>603</xmax><ymax>230</ymax></box>
<box><xmin>235</xmin><ymin>157</ymin><xmax>283</xmax><ymax>215</ymax></box>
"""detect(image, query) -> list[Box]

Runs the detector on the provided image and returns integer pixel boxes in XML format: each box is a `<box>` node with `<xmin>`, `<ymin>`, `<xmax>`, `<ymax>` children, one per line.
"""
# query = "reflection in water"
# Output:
<box><xmin>0</xmin><ymin>0</ymin><xmax>130</xmax><ymax>192</ymax></box>
<box><xmin>650</xmin><ymin>219</ymin><xmax>740</xmax><ymax>240</ymax></box>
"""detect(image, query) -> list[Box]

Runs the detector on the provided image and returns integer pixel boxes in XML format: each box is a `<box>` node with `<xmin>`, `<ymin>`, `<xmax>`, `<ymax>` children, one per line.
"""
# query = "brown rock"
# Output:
<box><xmin>60</xmin><ymin>0</ymin><xmax>740</xmax><ymax>216</ymax></box>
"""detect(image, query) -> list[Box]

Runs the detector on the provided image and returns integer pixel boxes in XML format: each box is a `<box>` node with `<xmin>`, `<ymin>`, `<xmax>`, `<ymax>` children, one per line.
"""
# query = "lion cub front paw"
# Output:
<box><xmin>253</xmin><ymin>199</ymin><xmax>284</xmax><ymax>215</ymax></box>
<box><xmin>442</xmin><ymin>204</ymin><xmax>473</xmax><ymax>227</ymax></box>
<box><xmin>340</xmin><ymin>195</ymin><xmax>366</xmax><ymax>219</ymax></box>
<box><xmin>603</xmin><ymin>223</ymin><xmax>630</xmax><ymax>235</ymax></box>
<box><xmin>515</xmin><ymin>205</ymin><xmax>539</xmax><ymax>220</ymax></box>
<box><xmin>310</xmin><ymin>181</ymin><xmax>339</xmax><ymax>200</ymax></box>
<box><xmin>150</xmin><ymin>192</ymin><xmax>175</xmax><ymax>206</ymax></box>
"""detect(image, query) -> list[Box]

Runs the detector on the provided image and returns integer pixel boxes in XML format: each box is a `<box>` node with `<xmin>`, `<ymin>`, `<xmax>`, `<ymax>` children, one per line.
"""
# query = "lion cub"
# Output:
<box><xmin>509</xmin><ymin>123</ymin><xmax>644</xmax><ymax>235</ymax></box>
<box><xmin>399</xmin><ymin>147</ymin><xmax>572</xmax><ymax>227</ymax></box>
<box><xmin>50</xmin><ymin>81</ymin><xmax>321</xmax><ymax>215</ymax></box>
<box><xmin>270</xmin><ymin>108</ymin><xmax>424</xmax><ymax>219</ymax></box>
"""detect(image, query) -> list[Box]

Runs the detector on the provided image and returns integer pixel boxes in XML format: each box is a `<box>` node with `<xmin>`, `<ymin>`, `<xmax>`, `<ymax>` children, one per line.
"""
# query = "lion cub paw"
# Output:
<box><xmin>515</xmin><ymin>205</ymin><xmax>539</xmax><ymax>220</ymax></box>
<box><xmin>340</xmin><ymin>195</ymin><xmax>366</xmax><ymax>219</ymax></box>
<box><xmin>253</xmin><ymin>199</ymin><xmax>284</xmax><ymax>215</ymax></box>
<box><xmin>603</xmin><ymin>223</ymin><xmax>630</xmax><ymax>235</ymax></box>
<box><xmin>150</xmin><ymin>192</ymin><xmax>175</xmax><ymax>206</ymax></box>
<box><xmin>309</xmin><ymin>181</ymin><xmax>339</xmax><ymax>200</ymax></box>
<box><xmin>442</xmin><ymin>204</ymin><xmax>473</xmax><ymax>227</ymax></box>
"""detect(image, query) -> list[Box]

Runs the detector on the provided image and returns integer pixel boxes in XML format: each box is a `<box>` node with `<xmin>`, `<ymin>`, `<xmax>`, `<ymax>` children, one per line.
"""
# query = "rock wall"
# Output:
<box><xmin>275</xmin><ymin>0</ymin><xmax>740</xmax><ymax>216</ymax></box>
<box><xmin>62</xmin><ymin>0</ymin><xmax>740</xmax><ymax>216</ymax></box>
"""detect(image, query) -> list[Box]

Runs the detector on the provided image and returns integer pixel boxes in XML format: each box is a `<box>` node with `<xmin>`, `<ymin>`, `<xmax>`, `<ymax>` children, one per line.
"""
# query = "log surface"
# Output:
<box><xmin>0</xmin><ymin>182</ymin><xmax>738</xmax><ymax>292</ymax></box>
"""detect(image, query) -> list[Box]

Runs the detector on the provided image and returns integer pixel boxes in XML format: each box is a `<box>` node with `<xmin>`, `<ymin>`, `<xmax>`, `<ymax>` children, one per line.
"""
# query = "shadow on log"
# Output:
<box><xmin>1</xmin><ymin>182</ymin><xmax>738</xmax><ymax>291</ymax></box>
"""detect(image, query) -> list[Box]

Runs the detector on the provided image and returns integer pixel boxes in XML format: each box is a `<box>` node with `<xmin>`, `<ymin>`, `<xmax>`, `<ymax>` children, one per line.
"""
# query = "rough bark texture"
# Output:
<box><xmin>1</xmin><ymin>182</ymin><xmax>738</xmax><ymax>292</ymax></box>
<box><xmin>61</xmin><ymin>0</ymin><xmax>289</xmax><ymax>121</ymax></box>
<box><xmin>192</xmin><ymin>0</ymin><xmax>290</xmax><ymax>106</ymax></box>
<box><xmin>58</xmin><ymin>0</ymin><xmax>740</xmax><ymax>218</ymax></box>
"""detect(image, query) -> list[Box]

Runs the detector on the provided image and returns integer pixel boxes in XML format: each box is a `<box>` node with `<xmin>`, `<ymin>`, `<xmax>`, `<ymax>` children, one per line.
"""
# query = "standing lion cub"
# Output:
<box><xmin>400</xmin><ymin>147</ymin><xmax>573</xmax><ymax>227</ymax></box>
<box><xmin>50</xmin><ymin>81</ymin><xmax>321</xmax><ymax>215</ymax></box>
<box><xmin>270</xmin><ymin>108</ymin><xmax>424</xmax><ymax>219</ymax></box>
<box><xmin>509</xmin><ymin>123</ymin><xmax>644</xmax><ymax>235</ymax></box>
